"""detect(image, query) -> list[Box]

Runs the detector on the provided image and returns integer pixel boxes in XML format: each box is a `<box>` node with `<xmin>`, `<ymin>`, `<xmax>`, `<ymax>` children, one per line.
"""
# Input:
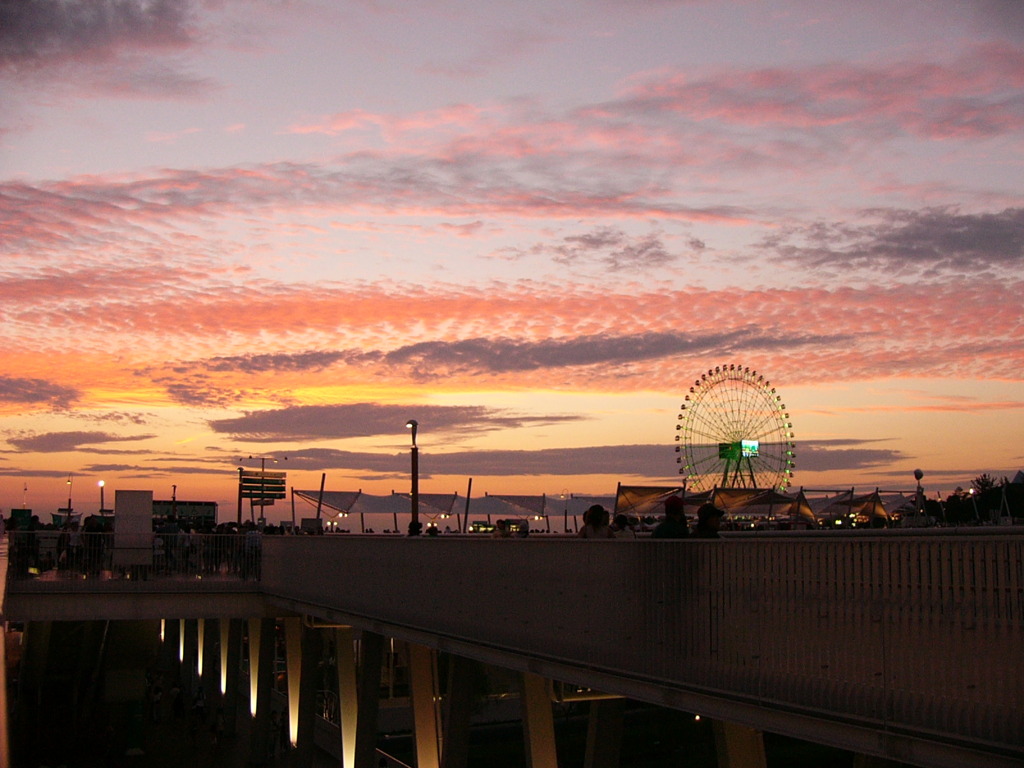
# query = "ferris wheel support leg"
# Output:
<box><xmin>744</xmin><ymin>459</ymin><xmax>756</xmax><ymax>489</ymax></box>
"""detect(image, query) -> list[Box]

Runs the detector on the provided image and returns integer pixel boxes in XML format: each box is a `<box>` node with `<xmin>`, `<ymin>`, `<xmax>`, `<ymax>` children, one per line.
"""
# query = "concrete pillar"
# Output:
<box><xmin>294</xmin><ymin>621</ymin><xmax>324</xmax><ymax>768</ymax></box>
<box><xmin>440</xmin><ymin>654</ymin><xmax>477</xmax><ymax>768</ymax></box>
<box><xmin>354</xmin><ymin>631</ymin><xmax>385</xmax><ymax>768</ymax></box>
<box><xmin>249</xmin><ymin>617</ymin><xmax>276</xmax><ymax>765</ymax></box>
<box><xmin>247</xmin><ymin>617</ymin><xmax>262</xmax><ymax>717</ymax></box>
<box><xmin>711</xmin><ymin>720</ymin><xmax>767</xmax><ymax>768</ymax></box>
<box><xmin>519</xmin><ymin>672</ymin><xmax>558</xmax><ymax>768</ymax></box>
<box><xmin>335</xmin><ymin>627</ymin><xmax>358</xmax><ymax>768</ymax></box>
<box><xmin>183</xmin><ymin>619</ymin><xmax>199</xmax><ymax>696</ymax></box>
<box><xmin>285</xmin><ymin>617</ymin><xmax>302</xmax><ymax>748</ymax></box>
<box><xmin>197</xmin><ymin>618</ymin><xmax>206</xmax><ymax>679</ymax></box>
<box><xmin>178</xmin><ymin>618</ymin><xmax>186</xmax><ymax>666</ymax></box>
<box><xmin>584</xmin><ymin>698</ymin><xmax>624</xmax><ymax>768</ymax></box>
<box><xmin>202</xmin><ymin>618</ymin><xmax>221</xmax><ymax>720</ymax></box>
<box><xmin>219</xmin><ymin>618</ymin><xmax>230</xmax><ymax>698</ymax></box>
<box><xmin>407</xmin><ymin>642</ymin><xmax>441</xmax><ymax>768</ymax></box>
<box><xmin>217</xmin><ymin>618</ymin><xmax>242</xmax><ymax>737</ymax></box>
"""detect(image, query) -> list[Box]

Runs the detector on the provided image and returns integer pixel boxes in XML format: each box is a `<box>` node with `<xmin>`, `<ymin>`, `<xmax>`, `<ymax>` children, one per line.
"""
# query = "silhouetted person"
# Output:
<box><xmin>653</xmin><ymin>496</ymin><xmax>689</xmax><ymax>538</ymax></box>
<box><xmin>694</xmin><ymin>503</ymin><xmax>724</xmax><ymax>538</ymax></box>
<box><xmin>577</xmin><ymin>504</ymin><xmax>614</xmax><ymax>538</ymax></box>
<box><xmin>611</xmin><ymin>513</ymin><xmax>636</xmax><ymax>538</ymax></box>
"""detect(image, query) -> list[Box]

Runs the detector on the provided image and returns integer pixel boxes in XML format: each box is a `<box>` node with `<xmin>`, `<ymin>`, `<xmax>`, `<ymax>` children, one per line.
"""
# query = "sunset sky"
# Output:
<box><xmin>2</xmin><ymin>0</ymin><xmax>1022</xmax><ymax>522</ymax></box>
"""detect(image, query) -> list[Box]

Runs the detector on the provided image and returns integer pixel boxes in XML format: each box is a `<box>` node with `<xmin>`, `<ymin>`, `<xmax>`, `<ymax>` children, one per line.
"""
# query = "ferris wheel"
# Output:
<box><xmin>674</xmin><ymin>364</ymin><xmax>795</xmax><ymax>492</ymax></box>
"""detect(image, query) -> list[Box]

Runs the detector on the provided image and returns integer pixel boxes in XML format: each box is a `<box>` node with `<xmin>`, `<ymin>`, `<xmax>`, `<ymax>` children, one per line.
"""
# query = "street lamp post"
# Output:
<box><xmin>914</xmin><ymin>468</ymin><xmax>925</xmax><ymax>524</ymax></box>
<box><xmin>406</xmin><ymin>420</ymin><xmax>421</xmax><ymax>536</ymax></box>
<box><xmin>98</xmin><ymin>480</ymin><xmax>105</xmax><ymax>514</ymax></box>
<box><xmin>237</xmin><ymin>467</ymin><xmax>244</xmax><ymax>525</ymax></box>
<box><xmin>64</xmin><ymin>474</ymin><xmax>73</xmax><ymax>528</ymax></box>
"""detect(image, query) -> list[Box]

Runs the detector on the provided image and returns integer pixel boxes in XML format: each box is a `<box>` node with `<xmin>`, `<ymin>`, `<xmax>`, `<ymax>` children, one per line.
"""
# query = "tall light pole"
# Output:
<box><xmin>64</xmin><ymin>474</ymin><xmax>74</xmax><ymax>527</ymax></box>
<box><xmin>98</xmin><ymin>480</ymin><xmax>105</xmax><ymax>514</ymax></box>
<box><xmin>914</xmin><ymin>468</ymin><xmax>925</xmax><ymax>524</ymax></box>
<box><xmin>406</xmin><ymin>420</ymin><xmax>421</xmax><ymax>536</ymax></box>
<box><xmin>237</xmin><ymin>466</ymin><xmax>244</xmax><ymax>525</ymax></box>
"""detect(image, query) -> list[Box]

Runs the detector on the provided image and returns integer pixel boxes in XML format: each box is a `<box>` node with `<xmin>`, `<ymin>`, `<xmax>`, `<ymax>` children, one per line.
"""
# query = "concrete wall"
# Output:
<box><xmin>259</xmin><ymin>534</ymin><xmax>1024</xmax><ymax>765</ymax></box>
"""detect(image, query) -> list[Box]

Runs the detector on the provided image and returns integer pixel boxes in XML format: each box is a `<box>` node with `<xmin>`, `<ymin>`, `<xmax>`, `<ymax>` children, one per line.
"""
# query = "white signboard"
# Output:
<box><xmin>112</xmin><ymin>490</ymin><xmax>154</xmax><ymax>567</ymax></box>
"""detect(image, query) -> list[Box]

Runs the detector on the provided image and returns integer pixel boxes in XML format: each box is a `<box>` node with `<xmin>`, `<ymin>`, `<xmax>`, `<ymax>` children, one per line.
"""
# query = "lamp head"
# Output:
<box><xmin>405</xmin><ymin>419</ymin><xmax>418</xmax><ymax>444</ymax></box>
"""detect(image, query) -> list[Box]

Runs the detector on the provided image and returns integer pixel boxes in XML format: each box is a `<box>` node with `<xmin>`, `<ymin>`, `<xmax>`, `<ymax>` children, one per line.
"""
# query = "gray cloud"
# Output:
<box><xmin>165</xmin><ymin>328</ymin><xmax>850</xmax><ymax>390</ymax></box>
<box><xmin>228</xmin><ymin>438</ymin><xmax>914</xmax><ymax>481</ymax></box>
<box><xmin>867</xmin><ymin>465</ymin><xmax>1022</xmax><ymax>486</ymax></box>
<box><xmin>969</xmin><ymin>1</ymin><xmax>1024</xmax><ymax>41</ymax></box>
<box><xmin>82</xmin><ymin>462</ymin><xmax>217</xmax><ymax>476</ymax></box>
<box><xmin>0</xmin><ymin>0</ymin><xmax>194</xmax><ymax>67</ymax></box>
<box><xmin>74</xmin><ymin>410</ymin><xmax>150</xmax><ymax>426</ymax></box>
<box><xmin>524</xmin><ymin>227</ymin><xmax>705</xmax><ymax>271</ymax></box>
<box><xmin>0</xmin><ymin>467</ymin><xmax>73</xmax><ymax>478</ymax></box>
<box><xmin>82</xmin><ymin>463</ymin><xmax>146</xmax><ymax>472</ymax></box>
<box><xmin>382</xmin><ymin>329</ymin><xmax>850</xmax><ymax>378</ymax></box>
<box><xmin>203</xmin><ymin>350</ymin><xmax>377</xmax><ymax>374</ymax></box>
<box><xmin>163</xmin><ymin>380</ymin><xmax>246</xmax><ymax>408</ymax></box>
<box><xmin>556</xmin><ymin>229</ymin><xmax>674</xmax><ymax>270</ymax></box>
<box><xmin>6</xmin><ymin>430</ymin><xmax>156</xmax><ymax>452</ymax></box>
<box><xmin>794</xmin><ymin>439</ymin><xmax>907</xmax><ymax>473</ymax></box>
<box><xmin>422</xmin><ymin>444</ymin><xmax>670</xmax><ymax>478</ymax></box>
<box><xmin>275</xmin><ymin>443</ymin><xmax>671</xmax><ymax>480</ymax></box>
<box><xmin>762</xmin><ymin>207</ymin><xmax>1024</xmax><ymax>275</ymax></box>
<box><xmin>0</xmin><ymin>375</ymin><xmax>79</xmax><ymax>407</ymax></box>
<box><xmin>207</xmin><ymin>403</ymin><xmax>582</xmax><ymax>443</ymax></box>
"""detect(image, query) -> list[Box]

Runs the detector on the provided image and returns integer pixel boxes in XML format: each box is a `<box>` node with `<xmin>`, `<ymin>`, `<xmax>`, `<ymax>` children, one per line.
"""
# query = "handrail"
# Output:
<box><xmin>4</xmin><ymin>531</ymin><xmax>262</xmax><ymax>585</ymax></box>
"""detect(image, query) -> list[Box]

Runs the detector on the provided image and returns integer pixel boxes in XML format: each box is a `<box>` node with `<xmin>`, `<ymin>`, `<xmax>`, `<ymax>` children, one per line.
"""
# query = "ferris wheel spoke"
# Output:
<box><xmin>744</xmin><ymin>403</ymin><xmax>785</xmax><ymax>438</ymax></box>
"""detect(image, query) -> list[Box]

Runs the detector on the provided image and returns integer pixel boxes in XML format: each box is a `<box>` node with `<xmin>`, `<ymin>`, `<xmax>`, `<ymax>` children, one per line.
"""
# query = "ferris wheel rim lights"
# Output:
<box><xmin>674</xmin><ymin>364</ymin><xmax>796</xmax><ymax>492</ymax></box>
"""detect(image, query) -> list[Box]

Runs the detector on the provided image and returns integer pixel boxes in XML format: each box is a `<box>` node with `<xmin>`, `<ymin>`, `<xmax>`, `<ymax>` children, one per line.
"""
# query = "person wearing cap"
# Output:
<box><xmin>653</xmin><ymin>496</ymin><xmax>689</xmax><ymax>538</ymax></box>
<box><xmin>694</xmin><ymin>503</ymin><xmax>725</xmax><ymax>538</ymax></box>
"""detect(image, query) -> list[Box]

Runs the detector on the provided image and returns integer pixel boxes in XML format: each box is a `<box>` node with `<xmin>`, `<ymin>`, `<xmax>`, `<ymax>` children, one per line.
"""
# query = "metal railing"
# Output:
<box><xmin>4</xmin><ymin>531</ymin><xmax>262</xmax><ymax>584</ymax></box>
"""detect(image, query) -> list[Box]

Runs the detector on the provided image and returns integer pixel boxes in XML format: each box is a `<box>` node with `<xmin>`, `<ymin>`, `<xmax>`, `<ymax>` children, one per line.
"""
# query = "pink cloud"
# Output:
<box><xmin>4</xmin><ymin>271</ymin><xmax>1022</xmax><ymax>396</ymax></box>
<box><xmin>0</xmin><ymin>162</ymin><xmax>756</xmax><ymax>242</ymax></box>
<box><xmin>618</xmin><ymin>43</ymin><xmax>1024</xmax><ymax>141</ymax></box>
<box><xmin>255</xmin><ymin>44</ymin><xmax>1024</xmax><ymax>211</ymax></box>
